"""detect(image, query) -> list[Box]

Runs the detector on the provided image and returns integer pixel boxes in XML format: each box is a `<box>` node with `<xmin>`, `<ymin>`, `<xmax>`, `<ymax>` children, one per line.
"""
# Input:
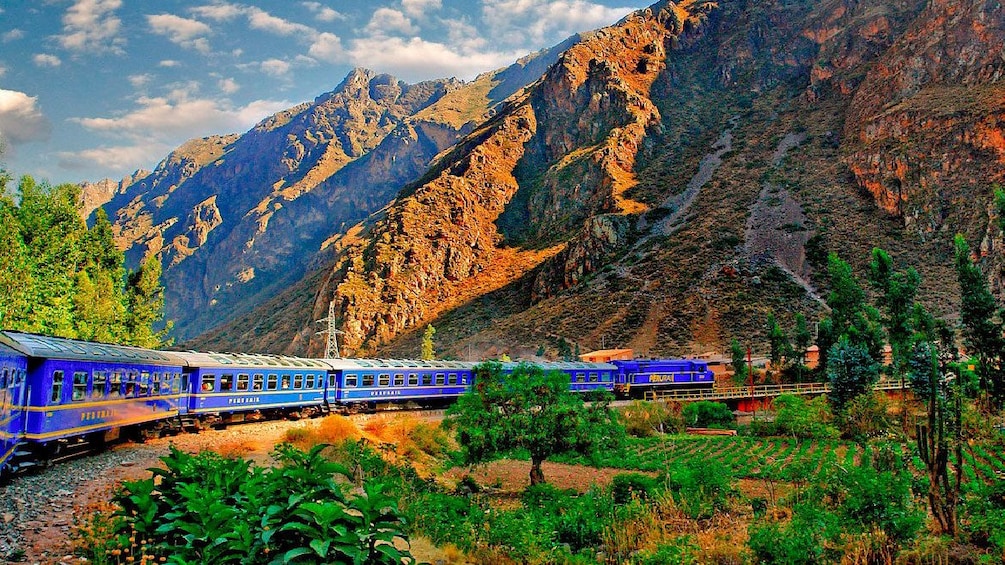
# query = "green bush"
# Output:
<box><xmin>962</xmin><ymin>479</ymin><xmax>1005</xmax><ymax>552</ymax></box>
<box><xmin>665</xmin><ymin>458</ymin><xmax>737</xmax><ymax>519</ymax></box>
<box><xmin>620</xmin><ymin>400</ymin><xmax>683</xmax><ymax>436</ymax></box>
<box><xmin>611</xmin><ymin>473</ymin><xmax>661</xmax><ymax>504</ymax></box>
<box><xmin>682</xmin><ymin>401</ymin><xmax>734</xmax><ymax>428</ymax></box>
<box><xmin>771</xmin><ymin>394</ymin><xmax>839</xmax><ymax>439</ymax></box>
<box><xmin>748</xmin><ymin>502</ymin><xmax>840</xmax><ymax>564</ymax></box>
<box><xmin>630</xmin><ymin>537</ymin><xmax>700</xmax><ymax>565</ymax></box>
<box><xmin>109</xmin><ymin>444</ymin><xmax>418</xmax><ymax>564</ymax></box>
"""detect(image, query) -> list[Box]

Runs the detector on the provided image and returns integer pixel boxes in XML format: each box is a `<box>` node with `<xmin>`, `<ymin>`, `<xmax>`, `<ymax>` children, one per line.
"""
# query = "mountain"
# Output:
<box><xmin>185</xmin><ymin>0</ymin><xmax>1004</xmax><ymax>359</ymax></box>
<box><xmin>98</xmin><ymin>42</ymin><xmax>573</xmax><ymax>341</ymax></box>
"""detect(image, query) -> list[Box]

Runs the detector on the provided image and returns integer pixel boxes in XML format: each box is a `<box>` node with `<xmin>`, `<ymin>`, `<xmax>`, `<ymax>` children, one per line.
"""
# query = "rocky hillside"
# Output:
<box><xmin>192</xmin><ymin>0</ymin><xmax>1004</xmax><ymax>360</ymax></box>
<box><xmin>97</xmin><ymin>43</ymin><xmax>570</xmax><ymax>341</ymax></box>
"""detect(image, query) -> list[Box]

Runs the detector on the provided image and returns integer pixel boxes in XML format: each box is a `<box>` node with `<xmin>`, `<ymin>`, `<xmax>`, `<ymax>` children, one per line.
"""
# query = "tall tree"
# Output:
<box><xmin>954</xmin><ymin>234</ymin><xmax>1005</xmax><ymax>407</ymax></box>
<box><xmin>0</xmin><ymin>194</ymin><xmax>33</xmax><ymax>331</ymax></box>
<box><xmin>792</xmin><ymin>314</ymin><xmax>812</xmax><ymax>382</ymax></box>
<box><xmin>729</xmin><ymin>338</ymin><xmax>748</xmax><ymax>386</ymax></box>
<box><xmin>827</xmin><ymin>336</ymin><xmax>880</xmax><ymax>413</ymax></box>
<box><xmin>766</xmin><ymin>311</ymin><xmax>790</xmax><ymax>373</ymax></box>
<box><xmin>868</xmin><ymin>247</ymin><xmax>921</xmax><ymax>380</ymax></box>
<box><xmin>420</xmin><ymin>324</ymin><xmax>436</xmax><ymax>360</ymax></box>
<box><xmin>446</xmin><ymin>361</ymin><xmax>623</xmax><ymax>486</ymax></box>
<box><xmin>825</xmin><ymin>252</ymin><xmax>885</xmax><ymax>361</ymax></box>
<box><xmin>126</xmin><ymin>254</ymin><xmax>172</xmax><ymax>348</ymax></box>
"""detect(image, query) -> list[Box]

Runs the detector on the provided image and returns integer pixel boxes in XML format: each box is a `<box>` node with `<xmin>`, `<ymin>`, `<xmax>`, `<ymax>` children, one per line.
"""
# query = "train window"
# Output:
<box><xmin>293</xmin><ymin>374</ymin><xmax>304</xmax><ymax>389</ymax></box>
<box><xmin>140</xmin><ymin>372</ymin><xmax>151</xmax><ymax>396</ymax></box>
<box><xmin>267</xmin><ymin>374</ymin><xmax>278</xmax><ymax>390</ymax></box>
<box><xmin>574</xmin><ymin>372</ymin><xmax>585</xmax><ymax>383</ymax></box>
<box><xmin>92</xmin><ymin>371</ymin><xmax>107</xmax><ymax>399</ymax></box>
<box><xmin>0</xmin><ymin>369</ymin><xmax>6</xmax><ymax>389</ymax></box>
<box><xmin>201</xmin><ymin>374</ymin><xmax>215</xmax><ymax>392</ymax></box>
<box><xmin>328</xmin><ymin>375</ymin><xmax>336</xmax><ymax>388</ymax></box>
<box><xmin>588</xmin><ymin>373</ymin><xmax>598</xmax><ymax>383</ymax></box>
<box><xmin>447</xmin><ymin>373</ymin><xmax>457</xmax><ymax>385</ymax></box>
<box><xmin>252</xmin><ymin>374</ymin><xmax>264</xmax><ymax>391</ymax></box>
<box><xmin>306</xmin><ymin>374</ymin><xmax>316</xmax><ymax>389</ymax></box>
<box><xmin>408</xmin><ymin>373</ymin><xmax>418</xmax><ymax>386</ymax></box>
<box><xmin>281</xmin><ymin>375</ymin><xmax>291</xmax><ymax>389</ymax></box>
<box><xmin>51</xmin><ymin>370</ymin><xmax>65</xmax><ymax>403</ymax></box>
<box><xmin>220</xmin><ymin>374</ymin><xmax>234</xmax><ymax>392</ymax></box>
<box><xmin>344</xmin><ymin>374</ymin><xmax>358</xmax><ymax>387</ymax></box>
<box><xmin>421</xmin><ymin>373</ymin><xmax>432</xmax><ymax>386</ymax></box>
<box><xmin>124</xmin><ymin>374</ymin><xmax>137</xmax><ymax>398</ymax></box>
<box><xmin>180</xmin><ymin>374</ymin><xmax>189</xmax><ymax>393</ymax></box>
<box><xmin>435</xmin><ymin>373</ymin><xmax>445</xmax><ymax>385</ymax></box>
<box><xmin>362</xmin><ymin>374</ymin><xmax>373</xmax><ymax>387</ymax></box>
<box><xmin>109</xmin><ymin>372</ymin><xmax>123</xmax><ymax>398</ymax></box>
<box><xmin>378</xmin><ymin>374</ymin><xmax>390</xmax><ymax>387</ymax></box>
<box><xmin>236</xmin><ymin>374</ymin><xmax>249</xmax><ymax>391</ymax></box>
<box><xmin>393</xmin><ymin>374</ymin><xmax>404</xmax><ymax>386</ymax></box>
<box><xmin>601</xmin><ymin>372</ymin><xmax>611</xmax><ymax>382</ymax></box>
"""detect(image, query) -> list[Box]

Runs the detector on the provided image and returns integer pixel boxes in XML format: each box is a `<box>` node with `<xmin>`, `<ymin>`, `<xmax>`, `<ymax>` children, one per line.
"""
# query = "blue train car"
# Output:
<box><xmin>174</xmin><ymin>351</ymin><xmax>331</xmax><ymax>426</ymax></box>
<box><xmin>0</xmin><ymin>342</ymin><xmax>28</xmax><ymax>479</ymax></box>
<box><xmin>0</xmin><ymin>331</ymin><xmax>187</xmax><ymax>460</ymax></box>
<box><xmin>498</xmin><ymin>361</ymin><xmax>618</xmax><ymax>393</ymax></box>
<box><xmin>325</xmin><ymin>359</ymin><xmax>476</xmax><ymax>411</ymax></box>
<box><xmin>611</xmin><ymin>359</ymin><xmax>714</xmax><ymax>396</ymax></box>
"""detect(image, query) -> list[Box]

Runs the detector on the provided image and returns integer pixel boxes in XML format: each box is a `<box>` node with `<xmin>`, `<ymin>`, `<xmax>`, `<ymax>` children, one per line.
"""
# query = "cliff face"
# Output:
<box><xmin>193</xmin><ymin>0</ymin><xmax>1005</xmax><ymax>360</ymax></box>
<box><xmin>100</xmin><ymin>58</ymin><xmax>561</xmax><ymax>341</ymax></box>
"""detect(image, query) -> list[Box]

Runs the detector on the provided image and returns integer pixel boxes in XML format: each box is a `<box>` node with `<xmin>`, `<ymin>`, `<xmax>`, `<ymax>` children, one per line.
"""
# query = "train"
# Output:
<box><xmin>0</xmin><ymin>330</ymin><xmax>713</xmax><ymax>479</ymax></box>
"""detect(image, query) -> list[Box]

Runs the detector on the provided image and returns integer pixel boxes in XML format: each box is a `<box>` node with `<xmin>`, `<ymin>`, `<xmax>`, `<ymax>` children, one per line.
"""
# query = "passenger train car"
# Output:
<box><xmin>0</xmin><ymin>329</ymin><xmax>713</xmax><ymax>477</ymax></box>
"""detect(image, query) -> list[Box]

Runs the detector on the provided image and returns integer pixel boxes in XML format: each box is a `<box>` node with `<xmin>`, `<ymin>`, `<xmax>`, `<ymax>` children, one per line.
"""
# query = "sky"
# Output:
<box><xmin>0</xmin><ymin>0</ymin><xmax>645</xmax><ymax>185</ymax></box>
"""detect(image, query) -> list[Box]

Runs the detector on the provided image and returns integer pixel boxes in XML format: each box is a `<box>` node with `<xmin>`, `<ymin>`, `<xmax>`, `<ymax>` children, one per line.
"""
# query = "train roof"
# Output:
<box><xmin>170</xmin><ymin>350</ymin><xmax>331</xmax><ymax>370</ymax></box>
<box><xmin>499</xmin><ymin>361</ymin><xmax>619</xmax><ymax>371</ymax></box>
<box><xmin>321</xmin><ymin>358</ymin><xmax>478</xmax><ymax>371</ymax></box>
<box><xmin>0</xmin><ymin>331</ymin><xmax>185</xmax><ymax>365</ymax></box>
<box><xmin>0</xmin><ymin>340</ymin><xmax>25</xmax><ymax>360</ymax></box>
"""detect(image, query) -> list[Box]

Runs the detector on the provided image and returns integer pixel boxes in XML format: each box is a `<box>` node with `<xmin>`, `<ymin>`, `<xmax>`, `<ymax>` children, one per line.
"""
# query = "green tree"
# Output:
<box><xmin>557</xmin><ymin>338</ymin><xmax>572</xmax><ymax>362</ymax></box>
<box><xmin>827</xmin><ymin>336</ymin><xmax>879</xmax><ymax>413</ymax></box>
<box><xmin>420</xmin><ymin>324</ymin><xmax>436</xmax><ymax>360</ymax></box>
<box><xmin>868</xmin><ymin>248</ymin><xmax>921</xmax><ymax>381</ymax></box>
<box><xmin>446</xmin><ymin>361</ymin><xmax>623</xmax><ymax>486</ymax></box>
<box><xmin>792</xmin><ymin>314</ymin><xmax>812</xmax><ymax>382</ymax></box>
<box><xmin>125</xmin><ymin>254</ymin><xmax>172</xmax><ymax>347</ymax></box>
<box><xmin>954</xmin><ymin>233</ymin><xmax>1005</xmax><ymax>407</ymax></box>
<box><xmin>0</xmin><ymin>193</ymin><xmax>32</xmax><ymax>331</ymax></box>
<box><xmin>824</xmin><ymin>253</ymin><xmax>885</xmax><ymax>362</ymax></box>
<box><xmin>729</xmin><ymin>338</ymin><xmax>748</xmax><ymax>386</ymax></box>
<box><xmin>766</xmin><ymin>312</ymin><xmax>790</xmax><ymax>373</ymax></box>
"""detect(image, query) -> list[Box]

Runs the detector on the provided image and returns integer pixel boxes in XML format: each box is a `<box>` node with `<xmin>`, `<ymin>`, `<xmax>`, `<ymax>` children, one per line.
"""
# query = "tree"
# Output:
<box><xmin>126</xmin><ymin>254</ymin><xmax>173</xmax><ymax>347</ymax></box>
<box><xmin>910</xmin><ymin>337</ymin><xmax>963</xmax><ymax>535</ymax></box>
<box><xmin>792</xmin><ymin>314</ymin><xmax>812</xmax><ymax>382</ymax></box>
<box><xmin>824</xmin><ymin>253</ymin><xmax>885</xmax><ymax>362</ymax></box>
<box><xmin>766</xmin><ymin>312</ymin><xmax>790</xmax><ymax>373</ymax></box>
<box><xmin>729</xmin><ymin>338</ymin><xmax>747</xmax><ymax>386</ymax></box>
<box><xmin>827</xmin><ymin>336</ymin><xmax>879</xmax><ymax>413</ymax></box>
<box><xmin>954</xmin><ymin>234</ymin><xmax>1005</xmax><ymax>407</ymax></box>
<box><xmin>557</xmin><ymin>338</ymin><xmax>572</xmax><ymax>362</ymax></box>
<box><xmin>420</xmin><ymin>324</ymin><xmax>436</xmax><ymax>360</ymax></box>
<box><xmin>868</xmin><ymin>247</ymin><xmax>921</xmax><ymax>380</ymax></box>
<box><xmin>446</xmin><ymin>361</ymin><xmax>623</xmax><ymax>486</ymax></box>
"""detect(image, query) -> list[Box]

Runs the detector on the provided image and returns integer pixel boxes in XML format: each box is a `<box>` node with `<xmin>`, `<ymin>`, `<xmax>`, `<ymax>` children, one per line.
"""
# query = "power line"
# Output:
<box><xmin>315</xmin><ymin>300</ymin><xmax>345</xmax><ymax>358</ymax></box>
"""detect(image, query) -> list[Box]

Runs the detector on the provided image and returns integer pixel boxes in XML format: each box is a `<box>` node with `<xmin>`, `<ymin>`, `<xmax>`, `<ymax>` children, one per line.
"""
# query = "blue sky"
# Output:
<box><xmin>0</xmin><ymin>0</ymin><xmax>644</xmax><ymax>185</ymax></box>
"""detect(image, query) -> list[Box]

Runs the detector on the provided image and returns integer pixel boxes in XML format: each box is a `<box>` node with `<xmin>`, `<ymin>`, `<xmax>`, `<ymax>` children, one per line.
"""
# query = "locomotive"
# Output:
<box><xmin>0</xmin><ymin>330</ymin><xmax>713</xmax><ymax>479</ymax></box>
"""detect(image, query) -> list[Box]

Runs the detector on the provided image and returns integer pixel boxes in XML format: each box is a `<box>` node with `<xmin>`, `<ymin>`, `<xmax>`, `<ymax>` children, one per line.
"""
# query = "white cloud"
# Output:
<box><xmin>190</xmin><ymin>2</ymin><xmax>244</xmax><ymax>21</ymax></box>
<box><xmin>159</xmin><ymin>59</ymin><xmax>181</xmax><ymax>67</ymax></box>
<box><xmin>246</xmin><ymin>7</ymin><xmax>316</xmax><ymax>37</ymax></box>
<box><xmin>481</xmin><ymin>0</ymin><xmax>636</xmax><ymax>45</ymax></box>
<box><xmin>259</xmin><ymin>59</ymin><xmax>291</xmax><ymax>77</ymax></box>
<box><xmin>0</xmin><ymin>64</ymin><xmax>6</xmax><ymax>78</ymax></box>
<box><xmin>301</xmin><ymin>2</ymin><xmax>344</xmax><ymax>22</ymax></box>
<box><xmin>59</xmin><ymin>0</ymin><xmax>125</xmax><ymax>54</ymax></box>
<box><xmin>129</xmin><ymin>74</ymin><xmax>153</xmax><ymax>88</ymax></box>
<box><xmin>2</xmin><ymin>29</ymin><xmax>25</xmax><ymax>42</ymax></box>
<box><xmin>366</xmin><ymin>8</ymin><xmax>416</xmax><ymax>36</ymax></box>
<box><xmin>308</xmin><ymin>32</ymin><xmax>343</xmax><ymax>62</ymax></box>
<box><xmin>401</xmin><ymin>0</ymin><xmax>442</xmax><ymax>18</ymax></box>
<box><xmin>70</xmin><ymin>91</ymin><xmax>291</xmax><ymax>141</ymax></box>
<box><xmin>0</xmin><ymin>89</ymin><xmax>52</xmax><ymax>146</ymax></box>
<box><xmin>348</xmin><ymin>36</ymin><xmax>523</xmax><ymax>81</ymax></box>
<box><xmin>147</xmin><ymin>13</ymin><xmax>213</xmax><ymax>53</ymax></box>
<box><xmin>33</xmin><ymin>54</ymin><xmax>62</xmax><ymax>67</ymax></box>
<box><xmin>218</xmin><ymin>77</ymin><xmax>240</xmax><ymax>94</ymax></box>
<box><xmin>57</xmin><ymin>143</ymin><xmax>172</xmax><ymax>172</ymax></box>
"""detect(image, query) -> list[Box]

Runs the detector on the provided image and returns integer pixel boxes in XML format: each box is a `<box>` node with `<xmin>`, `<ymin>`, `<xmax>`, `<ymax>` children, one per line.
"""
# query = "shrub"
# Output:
<box><xmin>666</xmin><ymin>458</ymin><xmax>737</xmax><ymax>519</ymax></box>
<box><xmin>108</xmin><ymin>444</ymin><xmax>418</xmax><ymax>564</ymax></box>
<box><xmin>630</xmin><ymin>537</ymin><xmax>700</xmax><ymax>565</ymax></box>
<box><xmin>409</xmin><ymin>422</ymin><xmax>452</xmax><ymax>457</ymax></box>
<box><xmin>682</xmin><ymin>401</ymin><xmax>734</xmax><ymax>428</ymax></box>
<box><xmin>748</xmin><ymin>502</ymin><xmax>839</xmax><ymax>564</ymax></box>
<box><xmin>621</xmin><ymin>400</ymin><xmax>676</xmax><ymax>437</ymax></box>
<box><xmin>840</xmin><ymin>392</ymin><xmax>891</xmax><ymax>440</ymax></box>
<box><xmin>770</xmin><ymin>394</ymin><xmax>839</xmax><ymax>439</ymax></box>
<box><xmin>611</xmin><ymin>473</ymin><xmax>661</xmax><ymax>504</ymax></box>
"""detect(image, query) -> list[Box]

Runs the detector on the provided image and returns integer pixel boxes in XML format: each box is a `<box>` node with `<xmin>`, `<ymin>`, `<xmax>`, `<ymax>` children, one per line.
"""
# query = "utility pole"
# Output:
<box><xmin>315</xmin><ymin>300</ymin><xmax>344</xmax><ymax>358</ymax></box>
